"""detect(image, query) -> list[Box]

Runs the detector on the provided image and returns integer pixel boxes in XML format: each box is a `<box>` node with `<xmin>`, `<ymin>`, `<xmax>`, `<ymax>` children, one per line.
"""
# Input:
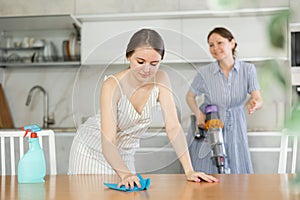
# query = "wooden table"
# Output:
<box><xmin>1</xmin><ymin>174</ymin><xmax>299</xmax><ymax>200</ymax></box>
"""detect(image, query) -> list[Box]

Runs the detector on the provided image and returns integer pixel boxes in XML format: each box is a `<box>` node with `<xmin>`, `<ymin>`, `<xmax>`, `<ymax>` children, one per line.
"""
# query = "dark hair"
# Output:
<box><xmin>126</xmin><ymin>29</ymin><xmax>165</xmax><ymax>59</ymax></box>
<box><xmin>207</xmin><ymin>27</ymin><xmax>237</xmax><ymax>57</ymax></box>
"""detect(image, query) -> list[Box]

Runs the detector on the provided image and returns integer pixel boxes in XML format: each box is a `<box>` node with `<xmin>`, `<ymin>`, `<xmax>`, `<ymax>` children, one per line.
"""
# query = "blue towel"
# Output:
<box><xmin>104</xmin><ymin>174</ymin><xmax>150</xmax><ymax>192</ymax></box>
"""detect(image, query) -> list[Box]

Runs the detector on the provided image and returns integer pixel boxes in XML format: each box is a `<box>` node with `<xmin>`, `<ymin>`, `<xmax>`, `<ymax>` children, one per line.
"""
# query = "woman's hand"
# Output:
<box><xmin>117</xmin><ymin>174</ymin><xmax>141</xmax><ymax>189</ymax></box>
<box><xmin>247</xmin><ymin>90</ymin><xmax>263</xmax><ymax>114</ymax></box>
<box><xmin>186</xmin><ymin>171</ymin><xmax>219</xmax><ymax>183</ymax></box>
<box><xmin>247</xmin><ymin>98</ymin><xmax>258</xmax><ymax>114</ymax></box>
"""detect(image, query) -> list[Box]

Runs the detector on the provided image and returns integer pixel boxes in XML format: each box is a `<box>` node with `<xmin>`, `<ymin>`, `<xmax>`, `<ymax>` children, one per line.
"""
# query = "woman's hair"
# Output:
<box><xmin>126</xmin><ymin>28</ymin><xmax>165</xmax><ymax>59</ymax></box>
<box><xmin>207</xmin><ymin>27</ymin><xmax>237</xmax><ymax>57</ymax></box>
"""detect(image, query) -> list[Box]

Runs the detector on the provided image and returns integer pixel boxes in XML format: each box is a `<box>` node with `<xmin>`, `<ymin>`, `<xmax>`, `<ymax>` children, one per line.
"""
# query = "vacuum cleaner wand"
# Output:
<box><xmin>205</xmin><ymin>105</ymin><xmax>230</xmax><ymax>174</ymax></box>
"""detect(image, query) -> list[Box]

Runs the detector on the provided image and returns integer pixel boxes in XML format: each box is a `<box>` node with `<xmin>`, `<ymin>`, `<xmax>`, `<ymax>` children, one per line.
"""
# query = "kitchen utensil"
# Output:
<box><xmin>32</xmin><ymin>39</ymin><xmax>45</xmax><ymax>48</ymax></box>
<box><xmin>6</xmin><ymin>53</ymin><xmax>22</xmax><ymax>63</ymax></box>
<box><xmin>43</xmin><ymin>41</ymin><xmax>58</xmax><ymax>62</ymax></box>
<box><xmin>0</xmin><ymin>84</ymin><xmax>14</xmax><ymax>128</ymax></box>
<box><xmin>68</xmin><ymin>32</ymin><xmax>77</xmax><ymax>61</ymax></box>
<box><xmin>62</xmin><ymin>40</ymin><xmax>71</xmax><ymax>61</ymax></box>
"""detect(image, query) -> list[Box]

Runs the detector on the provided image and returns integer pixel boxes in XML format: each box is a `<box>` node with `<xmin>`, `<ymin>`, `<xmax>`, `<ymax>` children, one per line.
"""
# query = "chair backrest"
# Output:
<box><xmin>278</xmin><ymin>132</ymin><xmax>298</xmax><ymax>174</ymax></box>
<box><xmin>0</xmin><ymin>130</ymin><xmax>57</xmax><ymax>175</ymax></box>
<box><xmin>248</xmin><ymin>132</ymin><xmax>298</xmax><ymax>174</ymax></box>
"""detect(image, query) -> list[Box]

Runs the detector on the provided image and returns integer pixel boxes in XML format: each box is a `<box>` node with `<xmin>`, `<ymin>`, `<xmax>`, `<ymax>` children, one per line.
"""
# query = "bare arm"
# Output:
<box><xmin>247</xmin><ymin>90</ymin><xmax>263</xmax><ymax>114</ymax></box>
<box><xmin>157</xmin><ymin>71</ymin><xmax>218</xmax><ymax>183</ymax></box>
<box><xmin>100</xmin><ymin>77</ymin><xmax>141</xmax><ymax>189</ymax></box>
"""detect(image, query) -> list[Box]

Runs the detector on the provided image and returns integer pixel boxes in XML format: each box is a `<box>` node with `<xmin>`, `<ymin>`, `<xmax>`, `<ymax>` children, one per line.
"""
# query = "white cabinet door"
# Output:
<box><xmin>290</xmin><ymin>0</ymin><xmax>300</xmax><ymax>23</ymax></box>
<box><xmin>81</xmin><ymin>19</ymin><xmax>181</xmax><ymax>65</ymax></box>
<box><xmin>0</xmin><ymin>0</ymin><xmax>74</xmax><ymax>16</ymax></box>
<box><xmin>182</xmin><ymin>15</ymin><xmax>288</xmax><ymax>62</ymax></box>
<box><xmin>135</xmin><ymin>132</ymin><xmax>183</xmax><ymax>174</ymax></box>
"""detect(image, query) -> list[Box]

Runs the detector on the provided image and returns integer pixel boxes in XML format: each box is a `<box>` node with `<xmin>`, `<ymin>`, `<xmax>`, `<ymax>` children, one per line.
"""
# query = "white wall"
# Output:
<box><xmin>1</xmin><ymin>60</ymin><xmax>288</xmax><ymax>132</ymax></box>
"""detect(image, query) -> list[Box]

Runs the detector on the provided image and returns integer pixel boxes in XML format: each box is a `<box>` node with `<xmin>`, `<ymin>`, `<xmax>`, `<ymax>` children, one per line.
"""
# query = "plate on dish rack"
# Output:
<box><xmin>68</xmin><ymin>32</ymin><xmax>80</xmax><ymax>61</ymax></box>
<box><xmin>43</xmin><ymin>41</ymin><xmax>58</xmax><ymax>62</ymax></box>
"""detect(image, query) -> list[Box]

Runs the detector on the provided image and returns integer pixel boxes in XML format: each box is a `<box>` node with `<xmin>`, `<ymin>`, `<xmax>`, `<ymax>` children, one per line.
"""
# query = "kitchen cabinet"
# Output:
<box><xmin>78</xmin><ymin>7</ymin><xmax>289</xmax><ymax>65</ymax></box>
<box><xmin>137</xmin><ymin>130</ymin><xmax>298</xmax><ymax>174</ymax></box>
<box><xmin>0</xmin><ymin>0</ymin><xmax>74</xmax><ymax>16</ymax></box>
<box><xmin>289</xmin><ymin>0</ymin><xmax>300</xmax><ymax>23</ymax></box>
<box><xmin>182</xmin><ymin>14</ymin><xmax>287</xmax><ymax>62</ymax></box>
<box><xmin>135</xmin><ymin>131</ymin><xmax>183</xmax><ymax>174</ymax></box>
<box><xmin>290</xmin><ymin>23</ymin><xmax>300</xmax><ymax>85</ymax></box>
<box><xmin>74</xmin><ymin>0</ymin><xmax>289</xmax><ymax>15</ymax></box>
<box><xmin>53</xmin><ymin>131</ymin><xmax>183</xmax><ymax>175</ymax></box>
<box><xmin>291</xmin><ymin>69</ymin><xmax>300</xmax><ymax>86</ymax></box>
<box><xmin>80</xmin><ymin>18</ymin><xmax>181</xmax><ymax>65</ymax></box>
<box><xmin>75</xmin><ymin>0</ymin><xmax>180</xmax><ymax>15</ymax></box>
<box><xmin>188</xmin><ymin>0</ymin><xmax>289</xmax><ymax>10</ymax></box>
<box><xmin>0</xmin><ymin>15</ymin><xmax>81</xmax><ymax>68</ymax></box>
<box><xmin>0</xmin><ymin>0</ymin><xmax>290</xmax><ymax>18</ymax></box>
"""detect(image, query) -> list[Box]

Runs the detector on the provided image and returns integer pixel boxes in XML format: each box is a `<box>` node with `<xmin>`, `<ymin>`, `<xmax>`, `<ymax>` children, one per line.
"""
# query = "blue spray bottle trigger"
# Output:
<box><xmin>22</xmin><ymin>124</ymin><xmax>42</xmax><ymax>137</ymax></box>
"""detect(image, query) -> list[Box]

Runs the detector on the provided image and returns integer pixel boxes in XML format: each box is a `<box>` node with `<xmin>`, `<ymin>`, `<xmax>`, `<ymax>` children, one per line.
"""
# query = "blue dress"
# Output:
<box><xmin>187</xmin><ymin>59</ymin><xmax>260</xmax><ymax>174</ymax></box>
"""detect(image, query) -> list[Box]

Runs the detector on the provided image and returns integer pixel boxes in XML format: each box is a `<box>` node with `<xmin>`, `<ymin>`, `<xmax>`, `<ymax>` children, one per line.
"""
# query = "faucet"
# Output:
<box><xmin>25</xmin><ymin>85</ymin><xmax>55</xmax><ymax>128</ymax></box>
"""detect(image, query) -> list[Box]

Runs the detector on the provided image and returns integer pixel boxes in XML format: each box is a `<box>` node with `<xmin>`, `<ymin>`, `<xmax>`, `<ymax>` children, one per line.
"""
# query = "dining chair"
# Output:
<box><xmin>0</xmin><ymin>130</ymin><xmax>57</xmax><ymax>176</ymax></box>
<box><xmin>278</xmin><ymin>130</ymin><xmax>298</xmax><ymax>174</ymax></box>
<box><xmin>248</xmin><ymin>131</ymin><xmax>298</xmax><ymax>174</ymax></box>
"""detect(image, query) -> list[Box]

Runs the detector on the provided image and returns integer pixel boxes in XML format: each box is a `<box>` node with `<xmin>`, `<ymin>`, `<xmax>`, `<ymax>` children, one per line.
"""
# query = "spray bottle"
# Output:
<box><xmin>18</xmin><ymin>124</ymin><xmax>46</xmax><ymax>183</ymax></box>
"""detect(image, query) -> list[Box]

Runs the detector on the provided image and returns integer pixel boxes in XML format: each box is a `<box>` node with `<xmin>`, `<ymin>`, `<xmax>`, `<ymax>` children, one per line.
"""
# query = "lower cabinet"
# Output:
<box><xmin>53</xmin><ymin>131</ymin><xmax>298</xmax><ymax>175</ymax></box>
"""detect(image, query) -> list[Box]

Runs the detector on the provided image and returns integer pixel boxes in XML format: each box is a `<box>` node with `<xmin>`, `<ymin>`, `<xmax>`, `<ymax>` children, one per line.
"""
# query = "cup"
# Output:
<box><xmin>5</xmin><ymin>35</ymin><xmax>13</xmax><ymax>48</ymax></box>
<box><xmin>28</xmin><ymin>37</ymin><xmax>35</xmax><ymax>47</ymax></box>
<box><xmin>22</xmin><ymin>37</ymin><xmax>29</xmax><ymax>48</ymax></box>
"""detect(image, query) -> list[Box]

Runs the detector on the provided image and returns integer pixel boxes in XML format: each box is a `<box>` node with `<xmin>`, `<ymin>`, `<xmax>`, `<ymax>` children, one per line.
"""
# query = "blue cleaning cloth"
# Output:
<box><xmin>104</xmin><ymin>174</ymin><xmax>150</xmax><ymax>192</ymax></box>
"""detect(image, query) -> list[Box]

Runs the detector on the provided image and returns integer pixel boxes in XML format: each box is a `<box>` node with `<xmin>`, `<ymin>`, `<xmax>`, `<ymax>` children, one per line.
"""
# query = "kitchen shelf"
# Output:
<box><xmin>0</xmin><ymin>14</ymin><xmax>79</xmax><ymax>32</ymax></box>
<box><xmin>0</xmin><ymin>47</ymin><xmax>44</xmax><ymax>51</ymax></box>
<box><xmin>0</xmin><ymin>14</ymin><xmax>81</xmax><ymax>68</ymax></box>
<box><xmin>0</xmin><ymin>61</ymin><xmax>80</xmax><ymax>68</ymax></box>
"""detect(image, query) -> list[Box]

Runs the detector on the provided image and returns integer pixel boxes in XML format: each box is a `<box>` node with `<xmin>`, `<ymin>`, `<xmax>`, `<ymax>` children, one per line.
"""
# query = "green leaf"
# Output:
<box><xmin>268</xmin><ymin>10</ymin><xmax>291</xmax><ymax>49</ymax></box>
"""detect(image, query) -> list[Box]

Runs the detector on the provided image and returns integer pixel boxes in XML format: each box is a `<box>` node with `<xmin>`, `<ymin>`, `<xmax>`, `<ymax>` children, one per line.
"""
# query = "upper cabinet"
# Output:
<box><xmin>80</xmin><ymin>18</ymin><xmax>181</xmax><ymax>65</ymax></box>
<box><xmin>289</xmin><ymin>22</ymin><xmax>300</xmax><ymax>86</ymax></box>
<box><xmin>0</xmin><ymin>15</ymin><xmax>81</xmax><ymax>67</ymax></box>
<box><xmin>182</xmin><ymin>14</ymin><xmax>287</xmax><ymax>62</ymax></box>
<box><xmin>78</xmin><ymin>7</ymin><xmax>289</xmax><ymax>65</ymax></box>
<box><xmin>0</xmin><ymin>0</ymin><xmax>289</xmax><ymax>17</ymax></box>
<box><xmin>74</xmin><ymin>0</ymin><xmax>289</xmax><ymax>15</ymax></box>
<box><xmin>289</xmin><ymin>0</ymin><xmax>300</xmax><ymax>23</ymax></box>
<box><xmin>0</xmin><ymin>0</ymin><xmax>74</xmax><ymax>16</ymax></box>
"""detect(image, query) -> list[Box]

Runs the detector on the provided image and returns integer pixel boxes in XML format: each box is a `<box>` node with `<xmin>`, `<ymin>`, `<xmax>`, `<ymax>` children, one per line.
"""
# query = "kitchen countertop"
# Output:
<box><xmin>0</xmin><ymin>127</ymin><xmax>77</xmax><ymax>132</ymax></box>
<box><xmin>0</xmin><ymin>127</ymin><xmax>283</xmax><ymax>134</ymax></box>
<box><xmin>1</xmin><ymin>174</ymin><xmax>299</xmax><ymax>200</ymax></box>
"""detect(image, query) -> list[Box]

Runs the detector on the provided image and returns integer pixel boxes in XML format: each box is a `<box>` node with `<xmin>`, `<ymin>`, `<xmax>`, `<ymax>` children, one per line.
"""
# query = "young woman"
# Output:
<box><xmin>186</xmin><ymin>27</ymin><xmax>263</xmax><ymax>174</ymax></box>
<box><xmin>69</xmin><ymin>28</ymin><xmax>218</xmax><ymax>189</ymax></box>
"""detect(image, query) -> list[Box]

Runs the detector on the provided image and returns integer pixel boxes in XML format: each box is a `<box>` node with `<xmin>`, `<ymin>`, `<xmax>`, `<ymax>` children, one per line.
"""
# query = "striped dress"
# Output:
<box><xmin>68</xmin><ymin>75</ymin><xmax>159</xmax><ymax>175</ymax></box>
<box><xmin>187</xmin><ymin>59</ymin><xmax>260</xmax><ymax>174</ymax></box>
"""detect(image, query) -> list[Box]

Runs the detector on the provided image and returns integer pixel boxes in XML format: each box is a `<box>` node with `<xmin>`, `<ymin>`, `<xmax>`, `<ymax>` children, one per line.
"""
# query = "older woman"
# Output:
<box><xmin>186</xmin><ymin>27</ymin><xmax>263</xmax><ymax>174</ymax></box>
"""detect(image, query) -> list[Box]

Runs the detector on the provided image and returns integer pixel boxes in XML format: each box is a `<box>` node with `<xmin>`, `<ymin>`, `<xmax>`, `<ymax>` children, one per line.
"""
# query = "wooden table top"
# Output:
<box><xmin>1</xmin><ymin>174</ymin><xmax>299</xmax><ymax>200</ymax></box>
